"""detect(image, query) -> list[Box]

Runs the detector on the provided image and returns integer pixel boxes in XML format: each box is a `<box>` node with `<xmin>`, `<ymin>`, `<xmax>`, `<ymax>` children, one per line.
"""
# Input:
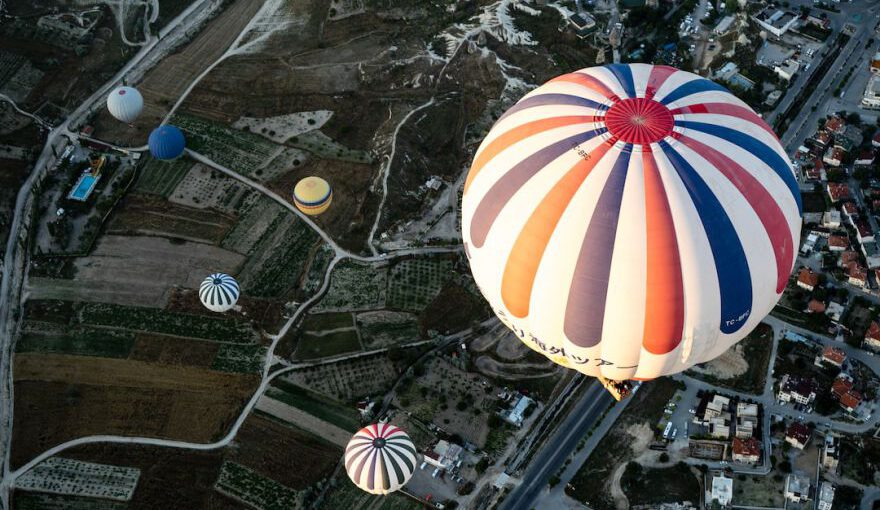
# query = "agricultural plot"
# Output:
<box><xmin>386</xmin><ymin>258</ymin><xmax>453</xmax><ymax>311</ymax></box>
<box><xmin>133</xmin><ymin>156</ymin><xmax>192</xmax><ymax>197</ymax></box>
<box><xmin>107</xmin><ymin>193</ymin><xmax>235</xmax><ymax>245</ymax></box>
<box><xmin>302</xmin><ymin>312</ymin><xmax>354</xmax><ymax>331</ymax></box>
<box><xmin>169</xmin><ymin>163</ymin><xmax>250</xmax><ymax>214</ymax></box>
<box><xmin>294</xmin><ymin>330</ymin><xmax>361</xmax><ymax>360</ymax></box>
<box><xmin>220</xmin><ymin>194</ymin><xmax>286</xmax><ymax>255</ymax></box>
<box><xmin>319</xmin><ymin>481</ymin><xmax>423</xmax><ymax>510</ymax></box>
<box><xmin>288</xmin><ymin>130</ymin><xmax>372</xmax><ymax>164</ymax></box>
<box><xmin>356</xmin><ymin>311</ymin><xmax>421</xmax><ymax>348</ymax></box>
<box><xmin>79</xmin><ymin>303</ymin><xmax>258</xmax><ymax>344</ymax></box>
<box><xmin>211</xmin><ymin>343</ymin><xmax>266</xmax><ymax>373</ymax></box>
<box><xmin>214</xmin><ymin>461</ymin><xmax>303</xmax><ymax>510</ymax></box>
<box><xmin>232</xmin><ymin>111</ymin><xmax>333</xmax><ymax>144</ymax></box>
<box><xmin>15</xmin><ymin>457</ymin><xmax>140</xmax><ymax>501</ymax></box>
<box><xmin>283</xmin><ymin>354</ymin><xmax>396</xmax><ymax>401</ymax></box>
<box><xmin>13</xmin><ymin>493</ymin><xmax>127</xmax><ymax>510</ymax></box>
<box><xmin>266</xmin><ymin>379</ymin><xmax>361</xmax><ymax>432</ymax></box>
<box><xmin>171</xmin><ymin>113</ymin><xmax>283</xmax><ymax>177</ymax></box>
<box><xmin>301</xmin><ymin>245</ymin><xmax>334</xmax><ymax>297</ymax></box>
<box><xmin>240</xmin><ymin>218</ymin><xmax>320</xmax><ymax>298</ymax></box>
<box><xmin>314</xmin><ymin>261</ymin><xmax>387</xmax><ymax>311</ymax></box>
<box><xmin>16</xmin><ymin>325</ymin><xmax>135</xmax><ymax>359</ymax></box>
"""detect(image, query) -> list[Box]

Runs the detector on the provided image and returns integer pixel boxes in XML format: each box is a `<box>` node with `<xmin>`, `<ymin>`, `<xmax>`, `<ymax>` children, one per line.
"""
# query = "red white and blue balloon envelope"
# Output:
<box><xmin>345</xmin><ymin>424</ymin><xmax>417</xmax><ymax>495</ymax></box>
<box><xmin>463</xmin><ymin>64</ymin><xmax>801</xmax><ymax>381</ymax></box>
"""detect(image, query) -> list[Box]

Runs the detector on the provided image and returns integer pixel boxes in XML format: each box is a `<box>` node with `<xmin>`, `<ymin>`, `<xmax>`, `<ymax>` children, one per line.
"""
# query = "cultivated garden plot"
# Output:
<box><xmin>239</xmin><ymin>217</ymin><xmax>321</xmax><ymax>298</ymax></box>
<box><xmin>133</xmin><ymin>156</ymin><xmax>192</xmax><ymax>198</ymax></box>
<box><xmin>282</xmin><ymin>353</ymin><xmax>397</xmax><ymax>401</ymax></box>
<box><xmin>220</xmin><ymin>193</ymin><xmax>287</xmax><ymax>255</ymax></box>
<box><xmin>386</xmin><ymin>258</ymin><xmax>453</xmax><ymax>311</ymax></box>
<box><xmin>356</xmin><ymin>310</ymin><xmax>421</xmax><ymax>348</ymax></box>
<box><xmin>214</xmin><ymin>461</ymin><xmax>303</xmax><ymax>510</ymax></box>
<box><xmin>314</xmin><ymin>261</ymin><xmax>388</xmax><ymax>312</ymax></box>
<box><xmin>232</xmin><ymin>111</ymin><xmax>334</xmax><ymax>144</ymax></box>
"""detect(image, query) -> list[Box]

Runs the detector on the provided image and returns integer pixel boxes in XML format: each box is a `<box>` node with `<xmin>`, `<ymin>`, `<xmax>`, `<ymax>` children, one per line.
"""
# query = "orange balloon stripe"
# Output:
<box><xmin>549</xmin><ymin>72</ymin><xmax>619</xmax><ymax>101</ymax></box>
<box><xmin>464</xmin><ymin>116</ymin><xmax>596</xmax><ymax>194</ymax></box>
<box><xmin>501</xmin><ymin>142</ymin><xmax>614</xmax><ymax>318</ymax></box>
<box><xmin>641</xmin><ymin>149</ymin><xmax>685</xmax><ymax>355</ymax></box>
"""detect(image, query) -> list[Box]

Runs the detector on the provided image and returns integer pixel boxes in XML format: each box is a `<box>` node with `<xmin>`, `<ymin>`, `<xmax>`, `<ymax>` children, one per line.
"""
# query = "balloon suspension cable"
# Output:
<box><xmin>598</xmin><ymin>376</ymin><xmax>633</xmax><ymax>401</ymax></box>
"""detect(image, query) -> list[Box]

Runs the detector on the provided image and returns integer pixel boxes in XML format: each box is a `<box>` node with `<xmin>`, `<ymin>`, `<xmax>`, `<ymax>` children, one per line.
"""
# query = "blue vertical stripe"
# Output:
<box><xmin>675</xmin><ymin>120</ymin><xmax>802</xmax><ymax>213</ymax></box>
<box><xmin>658</xmin><ymin>141</ymin><xmax>752</xmax><ymax>334</ymax></box>
<box><xmin>606</xmin><ymin>64</ymin><xmax>636</xmax><ymax>99</ymax></box>
<box><xmin>563</xmin><ymin>145</ymin><xmax>632</xmax><ymax>347</ymax></box>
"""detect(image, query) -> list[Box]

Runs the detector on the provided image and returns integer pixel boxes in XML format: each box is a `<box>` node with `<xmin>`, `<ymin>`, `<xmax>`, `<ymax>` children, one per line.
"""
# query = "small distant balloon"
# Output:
<box><xmin>107</xmin><ymin>86</ymin><xmax>143</xmax><ymax>124</ymax></box>
<box><xmin>199</xmin><ymin>273</ymin><xmax>239</xmax><ymax>313</ymax></box>
<box><xmin>148</xmin><ymin>125</ymin><xmax>186</xmax><ymax>160</ymax></box>
<box><xmin>293</xmin><ymin>176</ymin><xmax>332</xmax><ymax>216</ymax></box>
<box><xmin>345</xmin><ymin>424</ymin><xmax>417</xmax><ymax>495</ymax></box>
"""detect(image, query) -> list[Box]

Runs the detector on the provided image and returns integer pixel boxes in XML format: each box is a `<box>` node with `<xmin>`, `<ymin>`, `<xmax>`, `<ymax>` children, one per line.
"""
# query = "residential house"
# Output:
<box><xmin>801</xmin><ymin>231</ymin><xmax>820</xmax><ymax>255</ymax></box>
<box><xmin>873</xmin><ymin>51</ymin><xmax>880</xmax><ymax>73</ymax></box>
<box><xmin>710</xmin><ymin>474</ymin><xmax>733</xmax><ymax>506</ymax></box>
<box><xmin>423</xmin><ymin>440</ymin><xmax>463</xmax><ymax>471</ymax></box>
<box><xmin>785</xmin><ymin>474</ymin><xmax>811</xmax><ymax>503</ymax></box>
<box><xmin>731</xmin><ymin>437</ymin><xmax>761</xmax><ymax>463</ymax></box>
<box><xmin>821</xmin><ymin>434</ymin><xmax>840</xmax><ymax>472</ymax></box>
<box><xmin>842</xmin><ymin>201</ymin><xmax>859</xmax><ymax>219</ymax></box>
<box><xmin>797</xmin><ymin>268</ymin><xmax>819</xmax><ymax>291</ymax></box>
<box><xmin>826</xmin><ymin>300</ymin><xmax>845</xmax><ymax>322</ymax></box>
<box><xmin>854</xmin><ymin>219</ymin><xmax>875</xmax><ymax>243</ymax></box>
<box><xmin>817</xmin><ymin>345</ymin><xmax>846</xmax><ymax>367</ymax></box>
<box><xmin>861</xmin><ymin>241</ymin><xmax>880</xmax><ymax>269</ymax></box>
<box><xmin>807</xmin><ymin>298</ymin><xmax>826</xmax><ymax>313</ymax></box>
<box><xmin>735</xmin><ymin>402</ymin><xmax>759</xmax><ymax>438</ymax></box>
<box><xmin>568</xmin><ymin>13</ymin><xmax>598</xmax><ymax>39</ymax></box>
<box><xmin>752</xmin><ymin>7</ymin><xmax>799</xmax><ymax>37</ymax></box>
<box><xmin>856</xmin><ymin>149</ymin><xmax>876</xmax><ymax>167</ymax></box>
<box><xmin>827</xmin><ymin>182</ymin><xmax>850</xmax><ymax>202</ymax></box>
<box><xmin>839</xmin><ymin>250</ymin><xmax>859</xmax><ymax>268</ymax></box>
<box><xmin>865</xmin><ymin>321</ymin><xmax>880</xmax><ymax>351</ymax></box>
<box><xmin>828</xmin><ymin>234</ymin><xmax>848</xmax><ymax>251</ymax></box>
<box><xmin>823</xmin><ymin>146</ymin><xmax>845</xmax><ymax>167</ymax></box>
<box><xmin>500</xmin><ymin>394</ymin><xmax>534</xmax><ymax>427</ymax></box>
<box><xmin>822</xmin><ymin>210</ymin><xmax>841</xmax><ymax>229</ymax></box>
<box><xmin>785</xmin><ymin>422</ymin><xmax>811</xmax><ymax>450</ymax></box>
<box><xmin>824</xmin><ymin>116</ymin><xmax>846</xmax><ymax>135</ymax></box>
<box><xmin>817</xmin><ymin>482</ymin><xmax>835</xmax><ymax>510</ymax></box>
<box><xmin>847</xmin><ymin>262</ymin><xmax>868</xmax><ymax>288</ymax></box>
<box><xmin>831</xmin><ymin>375</ymin><xmax>863</xmax><ymax>413</ymax></box>
<box><xmin>777</xmin><ymin>374</ymin><xmax>818</xmax><ymax>405</ymax></box>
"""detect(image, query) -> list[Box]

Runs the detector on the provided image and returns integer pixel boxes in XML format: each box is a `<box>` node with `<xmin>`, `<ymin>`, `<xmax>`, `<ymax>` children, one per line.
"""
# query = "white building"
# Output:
<box><xmin>500</xmin><ymin>394</ymin><xmax>534</xmax><ymax>427</ymax></box>
<box><xmin>710</xmin><ymin>474</ymin><xmax>733</xmax><ymax>506</ymax></box>
<box><xmin>863</xmin><ymin>74</ymin><xmax>880</xmax><ymax>109</ymax></box>
<box><xmin>423</xmin><ymin>440</ymin><xmax>463</xmax><ymax>471</ymax></box>
<box><xmin>714</xmin><ymin>15</ymin><xmax>736</xmax><ymax>35</ymax></box>
<box><xmin>817</xmin><ymin>482</ymin><xmax>835</xmax><ymax>510</ymax></box>
<box><xmin>774</xmin><ymin>59</ymin><xmax>800</xmax><ymax>81</ymax></box>
<box><xmin>752</xmin><ymin>8</ymin><xmax>799</xmax><ymax>37</ymax></box>
<box><xmin>785</xmin><ymin>474</ymin><xmax>811</xmax><ymax>503</ymax></box>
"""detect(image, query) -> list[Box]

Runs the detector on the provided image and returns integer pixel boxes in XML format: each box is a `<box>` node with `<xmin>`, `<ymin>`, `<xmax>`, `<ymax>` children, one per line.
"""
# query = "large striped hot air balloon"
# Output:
<box><xmin>463</xmin><ymin>64</ymin><xmax>801</xmax><ymax>395</ymax></box>
<box><xmin>293</xmin><ymin>176</ymin><xmax>332</xmax><ymax>216</ymax></box>
<box><xmin>345</xmin><ymin>424</ymin><xmax>417</xmax><ymax>495</ymax></box>
<box><xmin>106</xmin><ymin>86</ymin><xmax>143</xmax><ymax>124</ymax></box>
<box><xmin>199</xmin><ymin>273</ymin><xmax>240</xmax><ymax>312</ymax></box>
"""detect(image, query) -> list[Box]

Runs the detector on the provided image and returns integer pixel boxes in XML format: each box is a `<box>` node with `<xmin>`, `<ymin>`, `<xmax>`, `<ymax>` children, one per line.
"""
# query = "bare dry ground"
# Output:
<box><xmin>106</xmin><ymin>193</ymin><xmax>236</xmax><ymax>245</ymax></box>
<box><xmin>26</xmin><ymin>235</ymin><xmax>244</xmax><ymax>307</ymax></box>
<box><xmin>255</xmin><ymin>396</ymin><xmax>350</xmax><ymax>447</ymax></box>
<box><xmin>128</xmin><ymin>333</ymin><xmax>221</xmax><ymax>367</ymax></box>
<box><xmin>92</xmin><ymin>0</ymin><xmax>267</xmax><ymax>146</ymax></box>
<box><xmin>11</xmin><ymin>354</ymin><xmax>258</xmax><ymax>469</ymax></box>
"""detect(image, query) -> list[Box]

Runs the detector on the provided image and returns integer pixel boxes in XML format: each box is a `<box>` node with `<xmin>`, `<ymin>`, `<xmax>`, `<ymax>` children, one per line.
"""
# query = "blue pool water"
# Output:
<box><xmin>68</xmin><ymin>174</ymin><xmax>98</xmax><ymax>201</ymax></box>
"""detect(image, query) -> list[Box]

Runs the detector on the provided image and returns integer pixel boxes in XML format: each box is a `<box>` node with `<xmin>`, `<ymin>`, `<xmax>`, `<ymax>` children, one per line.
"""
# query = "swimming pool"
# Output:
<box><xmin>67</xmin><ymin>174</ymin><xmax>98</xmax><ymax>202</ymax></box>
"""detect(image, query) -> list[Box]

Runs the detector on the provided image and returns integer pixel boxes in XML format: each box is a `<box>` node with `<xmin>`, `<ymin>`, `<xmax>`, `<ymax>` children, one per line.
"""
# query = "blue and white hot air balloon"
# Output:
<box><xmin>199</xmin><ymin>273</ymin><xmax>240</xmax><ymax>313</ymax></box>
<box><xmin>148</xmin><ymin>125</ymin><xmax>186</xmax><ymax>160</ymax></box>
<box><xmin>463</xmin><ymin>64</ymin><xmax>802</xmax><ymax>390</ymax></box>
<box><xmin>107</xmin><ymin>86</ymin><xmax>143</xmax><ymax>124</ymax></box>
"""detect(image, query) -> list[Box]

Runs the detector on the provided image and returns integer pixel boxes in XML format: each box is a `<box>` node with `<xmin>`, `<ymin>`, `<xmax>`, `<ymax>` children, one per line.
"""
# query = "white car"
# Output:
<box><xmin>689</xmin><ymin>409</ymin><xmax>696</xmax><ymax>414</ymax></box>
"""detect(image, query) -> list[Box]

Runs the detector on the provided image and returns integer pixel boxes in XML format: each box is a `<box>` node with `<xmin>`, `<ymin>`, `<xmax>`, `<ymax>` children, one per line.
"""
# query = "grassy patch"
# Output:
<box><xmin>16</xmin><ymin>326</ymin><xmax>135</xmax><ymax>358</ymax></box>
<box><xmin>294</xmin><ymin>330</ymin><xmax>361</xmax><ymax>360</ymax></box>
<box><xmin>214</xmin><ymin>461</ymin><xmax>301</xmax><ymax>510</ymax></box>
<box><xmin>211</xmin><ymin>343</ymin><xmax>266</xmax><ymax>373</ymax></box>
<box><xmin>386</xmin><ymin>258</ymin><xmax>453</xmax><ymax>312</ymax></box>
<box><xmin>302</xmin><ymin>312</ymin><xmax>354</xmax><ymax>332</ymax></box>
<box><xmin>686</xmin><ymin>322</ymin><xmax>773</xmax><ymax>394</ymax></box>
<box><xmin>133</xmin><ymin>155</ymin><xmax>191</xmax><ymax>197</ymax></box>
<box><xmin>730</xmin><ymin>473</ymin><xmax>785</xmax><ymax>507</ymax></box>
<box><xmin>621</xmin><ymin>462</ymin><xmax>700</xmax><ymax>507</ymax></box>
<box><xmin>267</xmin><ymin>379</ymin><xmax>361</xmax><ymax>432</ymax></box>
<box><xmin>79</xmin><ymin>303</ymin><xmax>256</xmax><ymax>344</ymax></box>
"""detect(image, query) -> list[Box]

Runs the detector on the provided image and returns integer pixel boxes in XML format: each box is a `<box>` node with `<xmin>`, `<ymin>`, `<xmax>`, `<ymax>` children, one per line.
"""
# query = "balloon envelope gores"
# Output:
<box><xmin>106</xmin><ymin>86</ymin><xmax>144</xmax><ymax>124</ymax></box>
<box><xmin>148</xmin><ymin>125</ymin><xmax>186</xmax><ymax>160</ymax></box>
<box><xmin>461</xmin><ymin>63</ymin><xmax>801</xmax><ymax>389</ymax></box>
<box><xmin>199</xmin><ymin>273</ymin><xmax>239</xmax><ymax>312</ymax></box>
<box><xmin>344</xmin><ymin>424</ymin><xmax>417</xmax><ymax>495</ymax></box>
<box><xmin>293</xmin><ymin>176</ymin><xmax>332</xmax><ymax>215</ymax></box>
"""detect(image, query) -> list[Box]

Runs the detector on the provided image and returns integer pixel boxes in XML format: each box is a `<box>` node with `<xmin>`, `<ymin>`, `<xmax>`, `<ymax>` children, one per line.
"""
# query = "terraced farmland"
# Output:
<box><xmin>314</xmin><ymin>261</ymin><xmax>387</xmax><ymax>311</ymax></box>
<box><xmin>16</xmin><ymin>325</ymin><xmax>136</xmax><ymax>359</ymax></box>
<box><xmin>134</xmin><ymin>156</ymin><xmax>192</xmax><ymax>197</ymax></box>
<box><xmin>171</xmin><ymin>113</ymin><xmax>282</xmax><ymax>177</ymax></box>
<box><xmin>240</xmin><ymin>219</ymin><xmax>321</xmax><ymax>298</ymax></box>
<box><xmin>386</xmin><ymin>257</ymin><xmax>453</xmax><ymax>311</ymax></box>
<box><xmin>211</xmin><ymin>343</ymin><xmax>266</xmax><ymax>373</ymax></box>
<box><xmin>214</xmin><ymin>461</ymin><xmax>303</xmax><ymax>510</ymax></box>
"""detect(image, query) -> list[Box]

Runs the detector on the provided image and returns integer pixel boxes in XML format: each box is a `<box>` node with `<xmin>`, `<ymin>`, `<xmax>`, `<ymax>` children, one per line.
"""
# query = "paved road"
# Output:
<box><xmin>500</xmin><ymin>380</ymin><xmax>614</xmax><ymax>510</ymax></box>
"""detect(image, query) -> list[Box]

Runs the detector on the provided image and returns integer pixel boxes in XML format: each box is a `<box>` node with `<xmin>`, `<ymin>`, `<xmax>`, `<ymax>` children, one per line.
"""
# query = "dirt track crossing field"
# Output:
<box><xmin>11</xmin><ymin>353</ymin><xmax>258</xmax><ymax>469</ymax></box>
<box><xmin>27</xmin><ymin>235</ymin><xmax>245</xmax><ymax>307</ymax></box>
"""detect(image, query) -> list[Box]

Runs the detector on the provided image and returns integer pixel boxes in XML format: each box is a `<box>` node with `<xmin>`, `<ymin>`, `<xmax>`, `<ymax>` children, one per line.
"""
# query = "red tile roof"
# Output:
<box><xmin>808</xmin><ymin>299</ymin><xmax>827</xmax><ymax>313</ymax></box>
<box><xmin>798</xmin><ymin>268</ymin><xmax>820</xmax><ymax>287</ymax></box>
<box><xmin>832</xmin><ymin>377</ymin><xmax>854</xmax><ymax>399</ymax></box>
<box><xmin>856</xmin><ymin>220</ymin><xmax>874</xmax><ymax>239</ymax></box>
<box><xmin>828</xmin><ymin>183</ymin><xmax>850</xmax><ymax>201</ymax></box>
<box><xmin>847</xmin><ymin>262</ymin><xmax>867</xmax><ymax>282</ymax></box>
<box><xmin>842</xmin><ymin>201</ymin><xmax>858</xmax><ymax>216</ymax></box>
<box><xmin>828</xmin><ymin>235</ymin><xmax>849</xmax><ymax>249</ymax></box>
<box><xmin>857</xmin><ymin>149</ymin><xmax>876</xmax><ymax>164</ymax></box>
<box><xmin>867</xmin><ymin>321</ymin><xmax>880</xmax><ymax>342</ymax></box>
<box><xmin>825</xmin><ymin>116</ymin><xmax>845</xmax><ymax>133</ymax></box>
<box><xmin>786</xmin><ymin>422</ymin><xmax>811</xmax><ymax>445</ymax></box>
<box><xmin>840</xmin><ymin>389</ymin><xmax>862</xmax><ymax>410</ymax></box>
<box><xmin>822</xmin><ymin>346</ymin><xmax>846</xmax><ymax>365</ymax></box>
<box><xmin>732</xmin><ymin>437</ymin><xmax>761</xmax><ymax>457</ymax></box>
<box><xmin>840</xmin><ymin>250</ymin><xmax>859</xmax><ymax>266</ymax></box>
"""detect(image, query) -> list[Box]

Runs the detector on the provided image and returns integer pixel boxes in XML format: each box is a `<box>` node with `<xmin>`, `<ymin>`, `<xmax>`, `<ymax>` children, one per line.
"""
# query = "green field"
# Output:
<box><xmin>220</xmin><ymin>195</ymin><xmax>286</xmax><ymax>255</ymax></box>
<box><xmin>302</xmin><ymin>312</ymin><xmax>354</xmax><ymax>332</ymax></box>
<box><xmin>212</xmin><ymin>343</ymin><xmax>266</xmax><ymax>373</ymax></box>
<box><xmin>243</xmin><ymin>219</ymin><xmax>321</xmax><ymax>298</ymax></box>
<box><xmin>134</xmin><ymin>155</ymin><xmax>191</xmax><ymax>197</ymax></box>
<box><xmin>294</xmin><ymin>330</ymin><xmax>361</xmax><ymax>360</ymax></box>
<box><xmin>171</xmin><ymin>113</ymin><xmax>280</xmax><ymax>177</ymax></box>
<box><xmin>16</xmin><ymin>325</ymin><xmax>135</xmax><ymax>358</ymax></box>
<box><xmin>215</xmin><ymin>461</ymin><xmax>302</xmax><ymax>510</ymax></box>
<box><xmin>79</xmin><ymin>303</ymin><xmax>257</xmax><ymax>344</ymax></box>
<box><xmin>386</xmin><ymin>258</ymin><xmax>453</xmax><ymax>311</ymax></box>
<box><xmin>13</xmin><ymin>493</ymin><xmax>126</xmax><ymax>510</ymax></box>
<box><xmin>268</xmin><ymin>379</ymin><xmax>361</xmax><ymax>432</ymax></box>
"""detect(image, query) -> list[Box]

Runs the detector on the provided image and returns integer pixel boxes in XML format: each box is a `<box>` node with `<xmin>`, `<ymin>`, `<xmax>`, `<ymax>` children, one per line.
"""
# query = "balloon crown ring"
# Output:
<box><xmin>372</xmin><ymin>438</ymin><xmax>387</xmax><ymax>448</ymax></box>
<box><xmin>603</xmin><ymin>98</ymin><xmax>674</xmax><ymax>145</ymax></box>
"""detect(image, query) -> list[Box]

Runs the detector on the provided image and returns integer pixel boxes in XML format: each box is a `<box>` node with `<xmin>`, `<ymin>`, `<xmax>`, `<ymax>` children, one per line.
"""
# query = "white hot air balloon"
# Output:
<box><xmin>199</xmin><ymin>273</ymin><xmax>240</xmax><ymax>313</ymax></box>
<box><xmin>106</xmin><ymin>86</ymin><xmax>144</xmax><ymax>124</ymax></box>
<box><xmin>345</xmin><ymin>424</ymin><xmax>417</xmax><ymax>495</ymax></box>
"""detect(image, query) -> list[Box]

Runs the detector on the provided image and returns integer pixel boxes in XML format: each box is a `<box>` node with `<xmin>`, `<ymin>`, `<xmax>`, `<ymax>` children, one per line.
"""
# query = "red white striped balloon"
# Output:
<box><xmin>463</xmin><ymin>64</ymin><xmax>801</xmax><ymax>381</ymax></box>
